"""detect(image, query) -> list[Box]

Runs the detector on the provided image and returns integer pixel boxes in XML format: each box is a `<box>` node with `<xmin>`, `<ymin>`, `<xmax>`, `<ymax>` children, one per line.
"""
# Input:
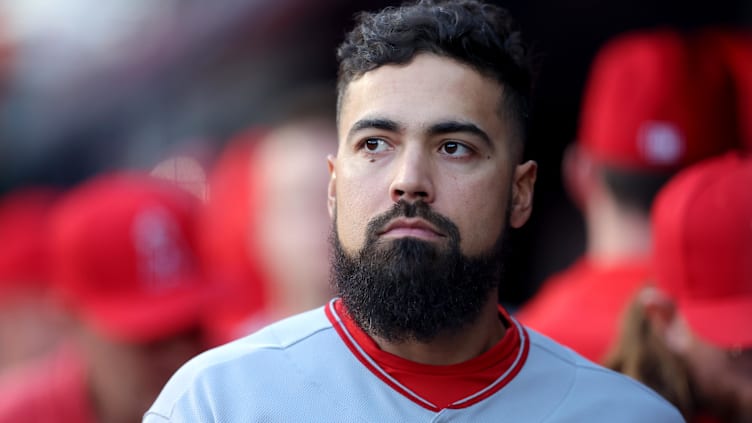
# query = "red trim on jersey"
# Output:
<box><xmin>325</xmin><ymin>298</ymin><xmax>529</xmax><ymax>412</ymax></box>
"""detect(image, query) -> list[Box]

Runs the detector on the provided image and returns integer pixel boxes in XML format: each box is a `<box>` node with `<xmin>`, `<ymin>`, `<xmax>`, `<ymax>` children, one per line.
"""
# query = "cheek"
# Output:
<box><xmin>715</xmin><ymin>359</ymin><xmax>752</xmax><ymax>409</ymax></box>
<box><xmin>334</xmin><ymin>176</ymin><xmax>381</xmax><ymax>253</ymax></box>
<box><xmin>270</xmin><ymin>206</ymin><xmax>329</xmax><ymax>278</ymax></box>
<box><xmin>685</xmin><ymin>346</ymin><xmax>752</xmax><ymax>408</ymax></box>
<box><xmin>449</xmin><ymin>176</ymin><xmax>510</xmax><ymax>255</ymax></box>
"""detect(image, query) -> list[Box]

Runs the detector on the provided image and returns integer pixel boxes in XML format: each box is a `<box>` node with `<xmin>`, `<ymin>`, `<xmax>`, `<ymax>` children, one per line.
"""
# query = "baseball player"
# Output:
<box><xmin>0</xmin><ymin>187</ymin><xmax>63</xmax><ymax>374</ymax></box>
<box><xmin>145</xmin><ymin>1</ymin><xmax>684</xmax><ymax>421</ymax></box>
<box><xmin>516</xmin><ymin>29</ymin><xmax>740</xmax><ymax>362</ymax></box>
<box><xmin>200</xmin><ymin>91</ymin><xmax>338</xmax><ymax>345</ymax></box>
<box><xmin>606</xmin><ymin>151</ymin><xmax>752</xmax><ymax>422</ymax></box>
<box><xmin>0</xmin><ymin>173</ymin><xmax>218</xmax><ymax>422</ymax></box>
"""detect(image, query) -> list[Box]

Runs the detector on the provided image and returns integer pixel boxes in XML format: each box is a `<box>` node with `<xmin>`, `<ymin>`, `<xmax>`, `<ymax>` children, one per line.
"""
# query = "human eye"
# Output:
<box><xmin>358</xmin><ymin>137</ymin><xmax>391</xmax><ymax>154</ymax></box>
<box><xmin>439</xmin><ymin>141</ymin><xmax>473</xmax><ymax>158</ymax></box>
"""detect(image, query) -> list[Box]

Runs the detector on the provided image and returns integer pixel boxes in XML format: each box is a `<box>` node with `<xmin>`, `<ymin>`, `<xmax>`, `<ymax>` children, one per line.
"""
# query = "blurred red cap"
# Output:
<box><xmin>50</xmin><ymin>173</ymin><xmax>217</xmax><ymax>343</ymax></box>
<box><xmin>0</xmin><ymin>187</ymin><xmax>59</xmax><ymax>294</ymax></box>
<box><xmin>198</xmin><ymin>128</ymin><xmax>270</xmax><ymax>344</ymax></box>
<box><xmin>706</xmin><ymin>29</ymin><xmax>752</xmax><ymax>151</ymax></box>
<box><xmin>578</xmin><ymin>30</ymin><xmax>739</xmax><ymax>171</ymax></box>
<box><xmin>652</xmin><ymin>151</ymin><xmax>752</xmax><ymax>349</ymax></box>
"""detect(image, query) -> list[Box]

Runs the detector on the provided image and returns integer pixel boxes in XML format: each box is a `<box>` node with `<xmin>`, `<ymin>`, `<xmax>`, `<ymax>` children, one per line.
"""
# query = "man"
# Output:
<box><xmin>145</xmin><ymin>1</ymin><xmax>683</xmax><ymax>421</ymax></box>
<box><xmin>0</xmin><ymin>187</ymin><xmax>63</xmax><ymax>374</ymax></box>
<box><xmin>516</xmin><ymin>29</ymin><xmax>739</xmax><ymax>362</ymax></box>
<box><xmin>200</xmin><ymin>92</ymin><xmax>337</xmax><ymax>344</ymax></box>
<box><xmin>0</xmin><ymin>173</ymin><xmax>217</xmax><ymax>423</ymax></box>
<box><xmin>606</xmin><ymin>151</ymin><xmax>752</xmax><ymax>423</ymax></box>
<box><xmin>711</xmin><ymin>29</ymin><xmax>751</xmax><ymax>150</ymax></box>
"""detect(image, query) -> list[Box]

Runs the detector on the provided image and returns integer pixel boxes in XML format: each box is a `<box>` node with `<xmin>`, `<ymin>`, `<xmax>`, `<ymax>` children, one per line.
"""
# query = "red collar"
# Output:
<box><xmin>325</xmin><ymin>298</ymin><xmax>529</xmax><ymax>411</ymax></box>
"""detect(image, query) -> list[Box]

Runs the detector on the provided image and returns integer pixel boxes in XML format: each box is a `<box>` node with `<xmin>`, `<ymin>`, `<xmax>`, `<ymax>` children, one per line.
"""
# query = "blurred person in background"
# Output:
<box><xmin>200</xmin><ymin>87</ymin><xmax>337</xmax><ymax>344</ymax></box>
<box><xmin>708</xmin><ymin>29</ymin><xmax>752</xmax><ymax>150</ymax></box>
<box><xmin>0</xmin><ymin>187</ymin><xmax>64</xmax><ymax>374</ymax></box>
<box><xmin>0</xmin><ymin>173</ymin><xmax>220</xmax><ymax>423</ymax></box>
<box><xmin>606</xmin><ymin>151</ymin><xmax>752</xmax><ymax>423</ymax></box>
<box><xmin>516</xmin><ymin>29</ymin><xmax>740</xmax><ymax>362</ymax></box>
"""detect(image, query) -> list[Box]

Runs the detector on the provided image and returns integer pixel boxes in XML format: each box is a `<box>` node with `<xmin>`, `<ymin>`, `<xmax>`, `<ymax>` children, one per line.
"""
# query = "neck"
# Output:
<box><xmin>78</xmin><ymin>338</ymin><xmax>143</xmax><ymax>423</ymax></box>
<box><xmin>585</xmin><ymin>194</ymin><xmax>652</xmax><ymax>264</ymax></box>
<box><xmin>87</xmin><ymin>378</ymin><xmax>140</xmax><ymax>423</ymax></box>
<box><xmin>372</xmin><ymin>293</ymin><xmax>505</xmax><ymax>365</ymax></box>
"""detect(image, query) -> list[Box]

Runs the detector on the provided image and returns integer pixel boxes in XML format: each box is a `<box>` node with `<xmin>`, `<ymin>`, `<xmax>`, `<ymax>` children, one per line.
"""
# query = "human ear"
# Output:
<box><xmin>562</xmin><ymin>144</ymin><xmax>597</xmax><ymax>211</ymax></box>
<box><xmin>327</xmin><ymin>154</ymin><xmax>337</xmax><ymax>218</ymax></box>
<box><xmin>509</xmin><ymin>160</ymin><xmax>537</xmax><ymax>228</ymax></box>
<box><xmin>640</xmin><ymin>286</ymin><xmax>691</xmax><ymax>354</ymax></box>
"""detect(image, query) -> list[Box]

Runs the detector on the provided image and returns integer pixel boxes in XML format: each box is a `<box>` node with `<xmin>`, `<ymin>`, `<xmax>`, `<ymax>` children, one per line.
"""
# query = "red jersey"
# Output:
<box><xmin>516</xmin><ymin>257</ymin><xmax>650</xmax><ymax>363</ymax></box>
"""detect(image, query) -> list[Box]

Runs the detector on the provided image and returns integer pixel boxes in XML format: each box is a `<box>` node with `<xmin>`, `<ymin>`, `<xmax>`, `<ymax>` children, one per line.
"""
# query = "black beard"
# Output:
<box><xmin>330</xmin><ymin>200</ymin><xmax>508</xmax><ymax>343</ymax></box>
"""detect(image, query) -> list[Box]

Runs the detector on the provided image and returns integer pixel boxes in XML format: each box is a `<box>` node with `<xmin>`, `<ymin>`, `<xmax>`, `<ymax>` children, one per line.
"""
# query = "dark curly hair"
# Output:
<box><xmin>336</xmin><ymin>0</ymin><xmax>532</xmax><ymax>144</ymax></box>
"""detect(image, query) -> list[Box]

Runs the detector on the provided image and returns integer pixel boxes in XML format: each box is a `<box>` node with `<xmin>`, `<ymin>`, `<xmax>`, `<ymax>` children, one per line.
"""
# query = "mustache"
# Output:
<box><xmin>364</xmin><ymin>200</ymin><xmax>461</xmax><ymax>245</ymax></box>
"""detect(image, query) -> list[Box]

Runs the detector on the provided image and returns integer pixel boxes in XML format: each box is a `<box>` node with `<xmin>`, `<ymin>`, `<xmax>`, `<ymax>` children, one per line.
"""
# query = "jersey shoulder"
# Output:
<box><xmin>521</xmin><ymin>329</ymin><xmax>685</xmax><ymax>422</ymax></box>
<box><xmin>145</xmin><ymin>306</ymin><xmax>334</xmax><ymax>422</ymax></box>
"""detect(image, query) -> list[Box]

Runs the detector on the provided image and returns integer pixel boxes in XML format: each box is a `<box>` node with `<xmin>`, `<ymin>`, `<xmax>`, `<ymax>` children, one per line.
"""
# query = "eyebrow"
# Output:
<box><xmin>346</xmin><ymin>117</ymin><xmax>493</xmax><ymax>148</ymax></box>
<box><xmin>427</xmin><ymin>121</ymin><xmax>492</xmax><ymax>147</ymax></box>
<box><xmin>347</xmin><ymin>118</ymin><xmax>402</xmax><ymax>142</ymax></box>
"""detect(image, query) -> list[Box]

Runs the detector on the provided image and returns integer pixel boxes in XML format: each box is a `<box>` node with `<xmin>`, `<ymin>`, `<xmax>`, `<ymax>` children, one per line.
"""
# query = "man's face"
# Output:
<box><xmin>254</xmin><ymin>121</ymin><xmax>336</xmax><ymax>311</ymax></box>
<box><xmin>78</xmin><ymin>323</ymin><xmax>205</xmax><ymax>420</ymax></box>
<box><xmin>330</xmin><ymin>53</ymin><xmax>535</xmax><ymax>259</ymax></box>
<box><xmin>328</xmin><ymin>53</ymin><xmax>536</xmax><ymax>340</ymax></box>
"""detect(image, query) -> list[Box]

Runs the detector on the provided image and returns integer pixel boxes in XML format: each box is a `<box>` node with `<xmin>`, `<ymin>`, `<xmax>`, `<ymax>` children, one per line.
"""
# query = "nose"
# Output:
<box><xmin>389</xmin><ymin>146</ymin><xmax>434</xmax><ymax>204</ymax></box>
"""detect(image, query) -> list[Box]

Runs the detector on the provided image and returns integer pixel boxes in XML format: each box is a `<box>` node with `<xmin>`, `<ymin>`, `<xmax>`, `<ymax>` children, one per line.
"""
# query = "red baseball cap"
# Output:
<box><xmin>578</xmin><ymin>30</ymin><xmax>739</xmax><ymax>171</ymax></box>
<box><xmin>651</xmin><ymin>151</ymin><xmax>752</xmax><ymax>349</ymax></box>
<box><xmin>708</xmin><ymin>29</ymin><xmax>752</xmax><ymax>151</ymax></box>
<box><xmin>0</xmin><ymin>187</ymin><xmax>59</xmax><ymax>295</ymax></box>
<box><xmin>49</xmin><ymin>173</ymin><xmax>218</xmax><ymax>343</ymax></box>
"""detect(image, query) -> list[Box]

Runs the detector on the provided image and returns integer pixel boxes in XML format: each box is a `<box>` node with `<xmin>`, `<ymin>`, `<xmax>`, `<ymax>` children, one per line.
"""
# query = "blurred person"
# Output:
<box><xmin>248</xmin><ymin>117</ymin><xmax>335</xmax><ymax>315</ymax></box>
<box><xmin>0</xmin><ymin>173</ymin><xmax>219</xmax><ymax>423</ymax></box>
<box><xmin>200</xmin><ymin>97</ymin><xmax>337</xmax><ymax>344</ymax></box>
<box><xmin>197</xmin><ymin>130</ymin><xmax>267</xmax><ymax>345</ymax></box>
<box><xmin>516</xmin><ymin>29</ymin><xmax>740</xmax><ymax>362</ymax></box>
<box><xmin>146</xmin><ymin>1</ymin><xmax>682</xmax><ymax>421</ymax></box>
<box><xmin>708</xmin><ymin>29</ymin><xmax>752</xmax><ymax>150</ymax></box>
<box><xmin>606</xmin><ymin>151</ymin><xmax>752</xmax><ymax>423</ymax></box>
<box><xmin>0</xmin><ymin>187</ymin><xmax>63</xmax><ymax>373</ymax></box>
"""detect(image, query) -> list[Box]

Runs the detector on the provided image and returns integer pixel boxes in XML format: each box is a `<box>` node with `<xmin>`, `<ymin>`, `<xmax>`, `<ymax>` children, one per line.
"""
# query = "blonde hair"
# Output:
<box><xmin>604</xmin><ymin>292</ymin><xmax>696</xmax><ymax>420</ymax></box>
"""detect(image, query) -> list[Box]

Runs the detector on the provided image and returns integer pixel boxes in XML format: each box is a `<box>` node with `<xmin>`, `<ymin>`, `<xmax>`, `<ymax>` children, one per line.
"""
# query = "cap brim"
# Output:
<box><xmin>79</xmin><ymin>281</ymin><xmax>223</xmax><ymax>344</ymax></box>
<box><xmin>681</xmin><ymin>296</ymin><xmax>752</xmax><ymax>349</ymax></box>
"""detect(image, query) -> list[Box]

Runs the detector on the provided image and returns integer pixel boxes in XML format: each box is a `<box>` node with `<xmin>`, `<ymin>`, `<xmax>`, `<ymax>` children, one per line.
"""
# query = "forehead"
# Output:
<box><xmin>338</xmin><ymin>54</ymin><xmax>508</xmax><ymax>141</ymax></box>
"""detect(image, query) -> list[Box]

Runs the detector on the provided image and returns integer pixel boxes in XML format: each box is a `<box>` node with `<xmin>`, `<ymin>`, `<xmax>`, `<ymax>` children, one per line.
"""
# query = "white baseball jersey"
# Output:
<box><xmin>145</xmin><ymin>299</ymin><xmax>684</xmax><ymax>422</ymax></box>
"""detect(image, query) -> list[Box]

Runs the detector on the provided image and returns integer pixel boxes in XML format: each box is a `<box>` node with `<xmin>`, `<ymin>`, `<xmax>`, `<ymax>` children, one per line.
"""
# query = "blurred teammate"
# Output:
<box><xmin>516</xmin><ymin>29</ymin><xmax>739</xmax><ymax>362</ymax></box>
<box><xmin>0</xmin><ymin>187</ymin><xmax>63</xmax><ymax>373</ymax></box>
<box><xmin>201</xmin><ymin>98</ymin><xmax>337</xmax><ymax>344</ymax></box>
<box><xmin>708</xmin><ymin>29</ymin><xmax>752</xmax><ymax>150</ymax></box>
<box><xmin>0</xmin><ymin>173</ymin><xmax>218</xmax><ymax>423</ymax></box>
<box><xmin>146</xmin><ymin>1</ymin><xmax>682</xmax><ymax>421</ymax></box>
<box><xmin>606</xmin><ymin>151</ymin><xmax>752</xmax><ymax>423</ymax></box>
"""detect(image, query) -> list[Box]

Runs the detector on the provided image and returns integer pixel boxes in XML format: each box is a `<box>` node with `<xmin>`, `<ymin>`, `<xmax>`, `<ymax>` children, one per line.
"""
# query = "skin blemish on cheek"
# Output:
<box><xmin>486</xmin><ymin>155</ymin><xmax>491</xmax><ymax>160</ymax></box>
<box><xmin>370</xmin><ymin>159</ymin><xmax>376</xmax><ymax>163</ymax></box>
